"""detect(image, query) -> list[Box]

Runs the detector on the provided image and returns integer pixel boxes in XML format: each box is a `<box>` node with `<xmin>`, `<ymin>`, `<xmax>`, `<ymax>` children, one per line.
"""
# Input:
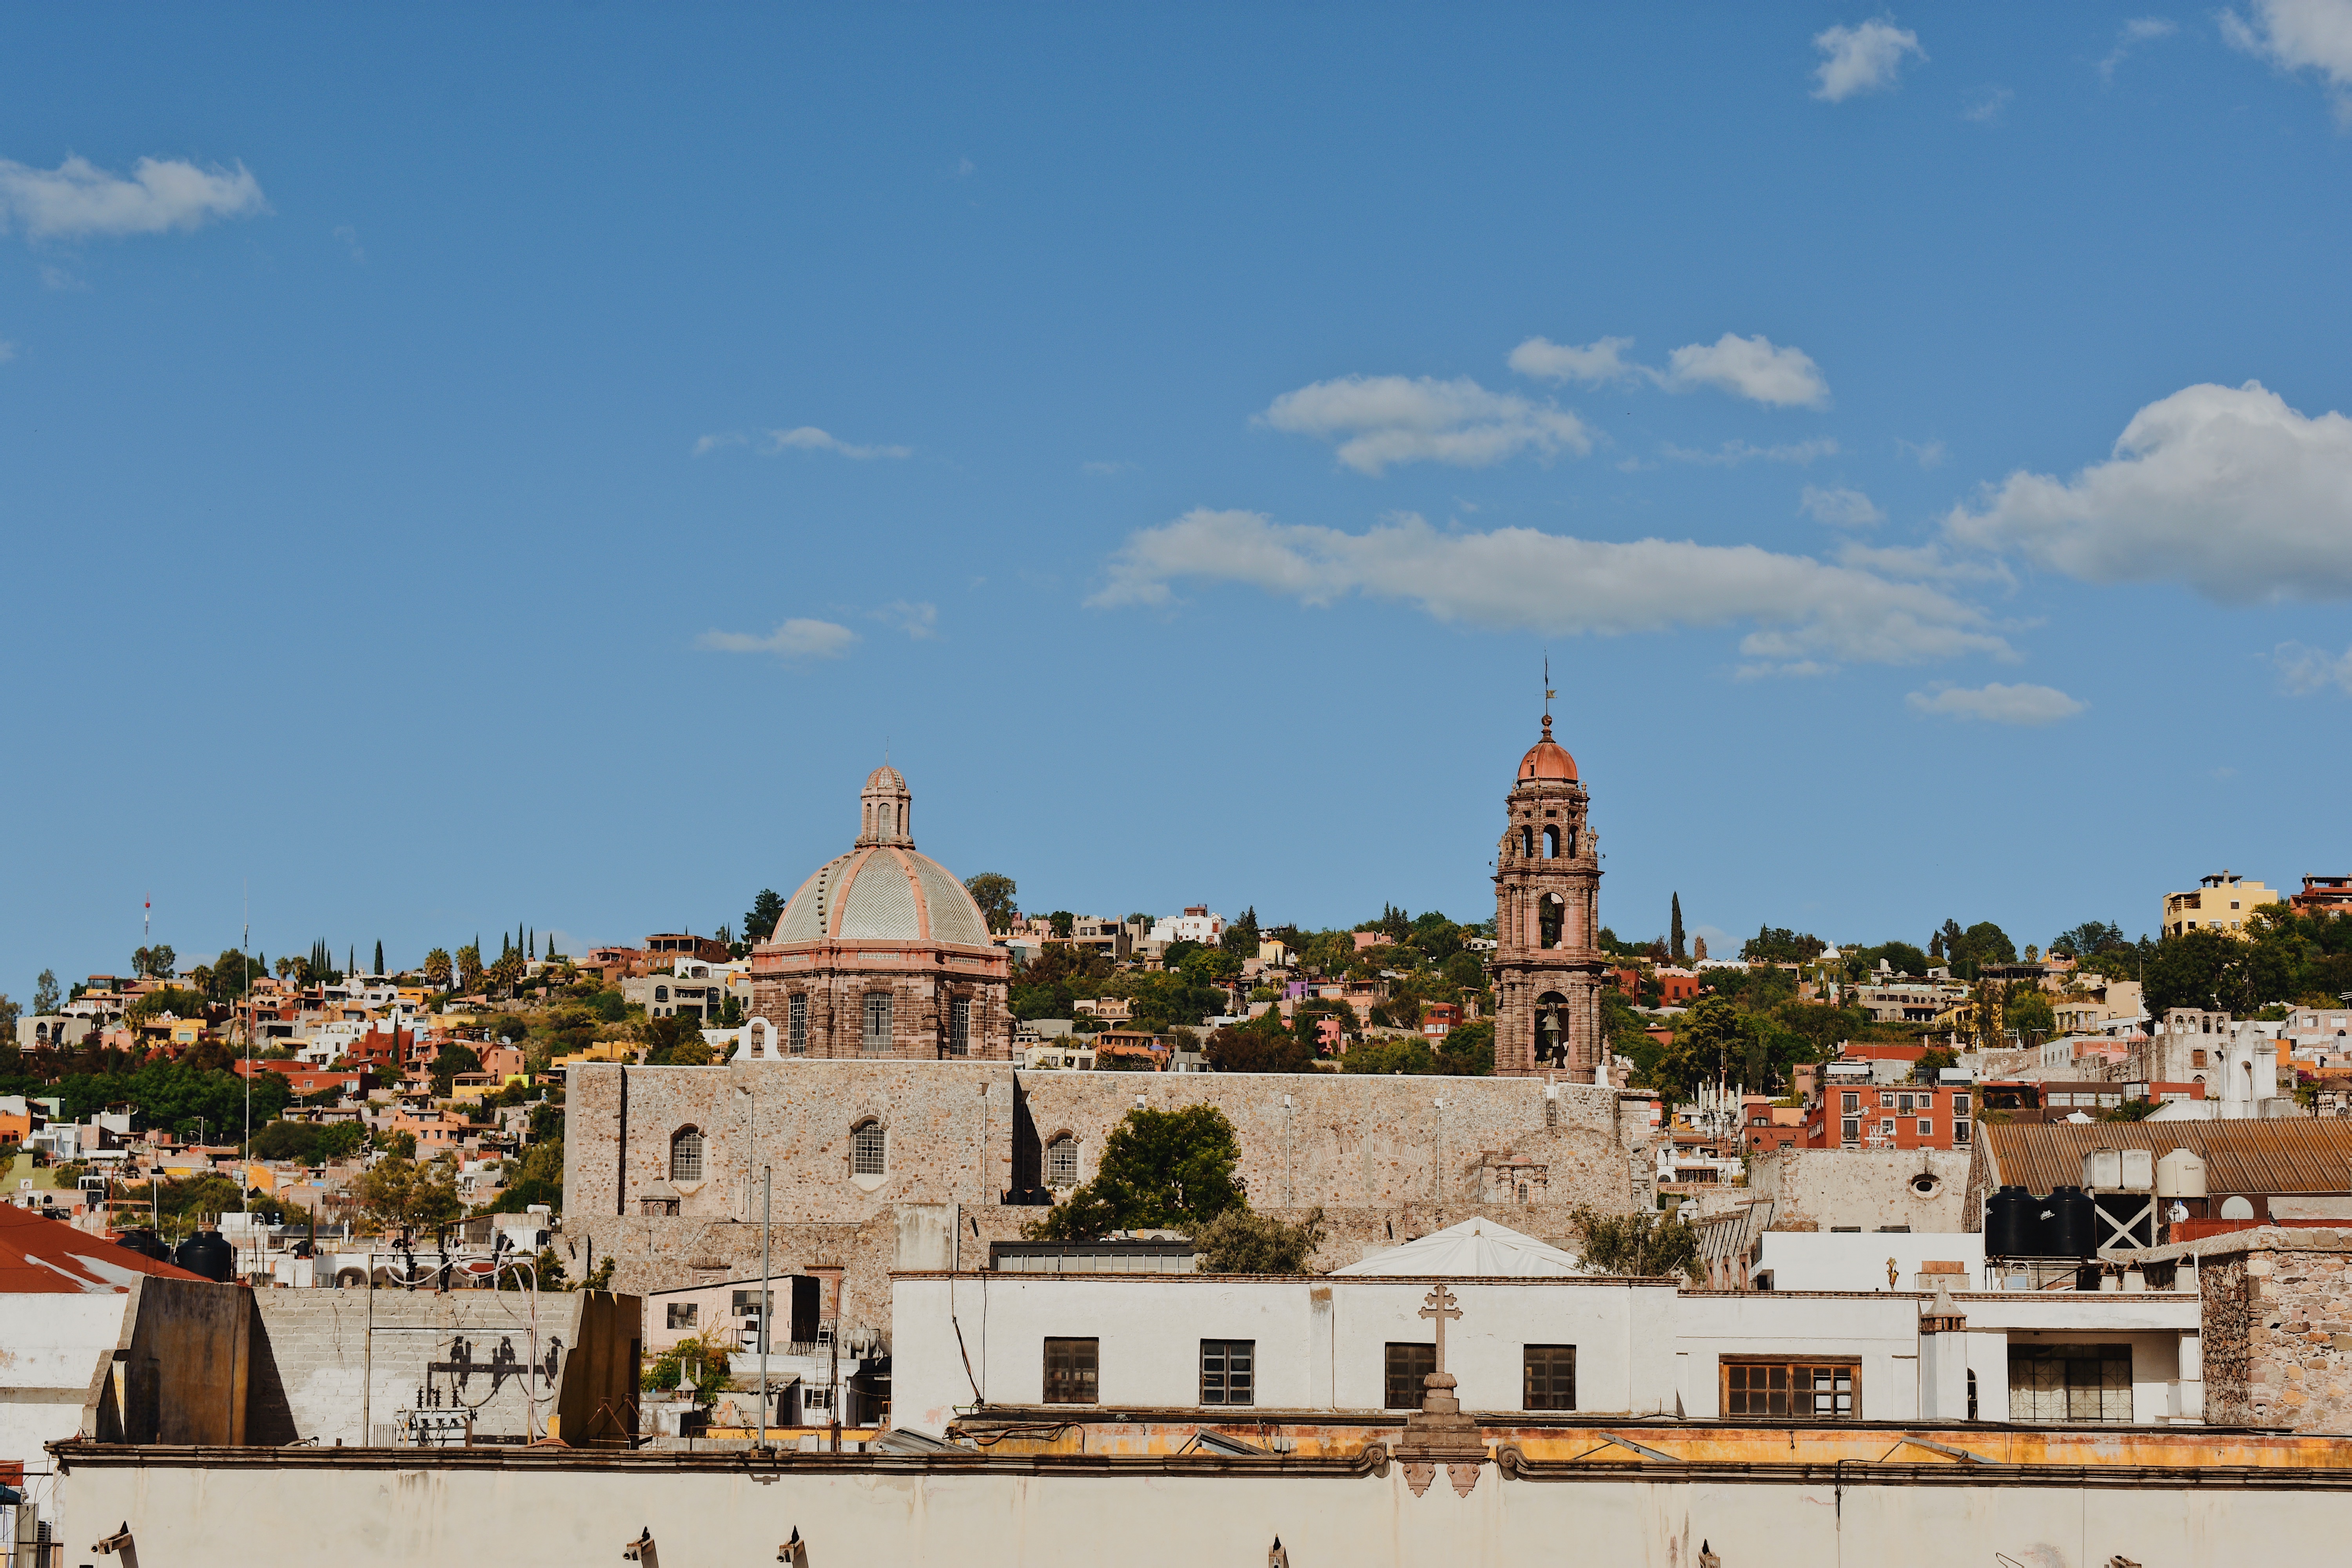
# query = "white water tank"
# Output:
<box><xmin>2082</xmin><ymin>1148</ymin><xmax>2153</xmax><ymax>1192</ymax></box>
<box><xmin>2156</xmin><ymin>1147</ymin><xmax>2207</xmax><ymax>1199</ymax></box>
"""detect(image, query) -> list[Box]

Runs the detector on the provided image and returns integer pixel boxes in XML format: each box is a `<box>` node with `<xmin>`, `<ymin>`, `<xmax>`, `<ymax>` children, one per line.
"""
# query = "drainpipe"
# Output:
<box><xmin>615</xmin><ymin>1066</ymin><xmax>628</xmax><ymax>1218</ymax></box>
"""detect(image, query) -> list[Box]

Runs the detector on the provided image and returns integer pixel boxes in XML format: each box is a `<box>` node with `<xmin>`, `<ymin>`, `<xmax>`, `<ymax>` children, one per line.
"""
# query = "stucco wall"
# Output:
<box><xmin>54</xmin><ymin>1449</ymin><xmax>2352</xmax><ymax>1568</ymax></box>
<box><xmin>0</xmin><ymin>1291</ymin><xmax>129</xmax><ymax>1492</ymax></box>
<box><xmin>1747</xmin><ymin>1147</ymin><xmax>1973</xmax><ymax>1232</ymax></box>
<box><xmin>890</xmin><ymin>1273</ymin><xmax>1681</xmax><ymax>1435</ymax></box>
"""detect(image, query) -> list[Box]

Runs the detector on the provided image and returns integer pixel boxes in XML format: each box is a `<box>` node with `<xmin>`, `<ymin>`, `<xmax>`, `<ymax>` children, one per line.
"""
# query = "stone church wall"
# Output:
<box><xmin>559</xmin><ymin>1060</ymin><xmax>1659</xmax><ymax>1339</ymax></box>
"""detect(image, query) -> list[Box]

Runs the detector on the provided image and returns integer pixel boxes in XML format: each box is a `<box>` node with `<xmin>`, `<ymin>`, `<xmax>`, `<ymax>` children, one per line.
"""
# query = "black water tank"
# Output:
<box><xmin>1985</xmin><ymin>1185</ymin><xmax>2033</xmax><ymax>1257</ymax></box>
<box><xmin>115</xmin><ymin>1229</ymin><xmax>171</xmax><ymax>1263</ymax></box>
<box><xmin>174</xmin><ymin>1231</ymin><xmax>235</xmax><ymax>1282</ymax></box>
<box><xmin>2045</xmin><ymin>1186</ymin><xmax>2096</xmax><ymax>1258</ymax></box>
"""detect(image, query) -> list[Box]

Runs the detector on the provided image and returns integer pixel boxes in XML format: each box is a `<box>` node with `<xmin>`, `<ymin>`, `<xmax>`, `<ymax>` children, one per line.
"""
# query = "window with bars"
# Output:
<box><xmin>1046</xmin><ymin>1135</ymin><xmax>1078</xmax><ymax>1188</ymax></box>
<box><xmin>1523</xmin><ymin>1345</ymin><xmax>1576</xmax><ymax>1410</ymax></box>
<box><xmin>788</xmin><ymin>993</ymin><xmax>808</xmax><ymax>1054</ymax></box>
<box><xmin>949</xmin><ymin>996</ymin><xmax>971</xmax><ymax>1056</ymax></box>
<box><xmin>1043</xmin><ymin>1338</ymin><xmax>1099</xmax><ymax>1404</ymax></box>
<box><xmin>1385</xmin><ymin>1343</ymin><xmax>1436</xmax><ymax>1410</ymax></box>
<box><xmin>862</xmin><ymin>991</ymin><xmax>893</xmax><ymax>1056</ymax></box>
<box><xmin>852</xmin><ymin>1122</ymin><xmax>886</xmax><ymax>1176</ymax></box>
<box><xmin>2007</xmin><ymin>1343</ymin><xmax>2132</xmax><ymax>1423</ymax></box>
<box><xmin>1721</xmin><ymin>1359</ymin><xmax>1858</xmax><ymax>1419</ymax></box>
<box><xmin>1841</xmin><ymin>1118</ymin><xmax>1860</xmax><ymax>1143</ymax></box>
<box><xmin>1200</xmin><ymin>1340</ymin><xmax>1255</xmax><ymax>1406</ymax></box>
<box><xmin>669</xmin><ymin>1126</ymin><xmax>704</xmax><ymax>1181</ymax></box>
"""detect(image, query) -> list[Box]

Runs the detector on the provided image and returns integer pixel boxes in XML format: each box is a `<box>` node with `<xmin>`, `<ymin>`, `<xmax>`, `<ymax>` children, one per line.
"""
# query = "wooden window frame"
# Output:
<box><xmin>1385</xmin><ymin>1342</ymin><xmax>1436</xmax><ymax>1410</ymax></box>
<box><xmin>1523</xmin><ymin>1344</ymin><xmax>1577</xmax><ymax>1411</ymax></box>
<box><xmin>1043</xmin><ymin>1337</ymin><xmax>1100</xmax><ymax>1405</ymax></box>
<box><xmin>1199</xmin><ymin>1339</ymin><xmax>1256</xmax><ymax>1406</ymax></box>
<box><xmin>1719</xmin><ymin>1356</ymin><xmax>1860</xmax><ymax>1420</ymax></box>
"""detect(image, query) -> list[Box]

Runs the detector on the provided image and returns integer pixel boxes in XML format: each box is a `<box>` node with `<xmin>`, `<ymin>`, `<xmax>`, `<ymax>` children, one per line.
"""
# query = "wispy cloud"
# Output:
<box><xmin>333</xmin><ymin>223</ymin><xmax>365</xmax><ymax>262</ymax></box>
<box><xmin>1945</xmin><ymin>380</ymin><xmax>2352</xmax><ymax>603</ymax></box>
<box><xmin>1511</xmin><ymin>331</ymin><xmax>1831</xmax><ymax>408</ymax></box>
<box><xmin>1080</xmin><ymin>459</ymin><xmax>1130</xmax><ymax>476</ymax></box>
<box><xmin>1258</xmin><ymin>374</ymin><xmax>1591</xmax><ymax>475</ymax></box>
<box><xmin>2101</xmin><ymin>18</ymin><xmax>2178</xmax><ymax>83</ymax></box>
<box><xmin>692</xmin><ymin>426</ymin><xmax>913</xmax><ymax>461</ymax></box>
<box><xmin>2223</xmin><ymin>1</ymin><xmax>2352</xmax><ymax>123</ymax></box>
<box><xmin>876</xmin><ymin>601</ymin><xmax>940</xmax><ymax>640</ymax></box>
<box><xmin>1091</xmin><ymin>508</ymin><xmax>2012</xmax><ymax>671</ymax></box>
<box><xmin>1897</xmin><ymin>436</ymin><xmax>1948</xmax><ymax>468</ymax></box>
<box><xmin>1962</xmin><ymin>85</ymin><xmax>2016</xmax><ymax>123</ymax></box>
<box><xmin>0</xmin><ymin>338</ymin><xmax>16</xmax><ymax>363</ymax></box>
<box><xmin>1663</xmin><ymin>438</ymin><xmax>1840</xmax><ymax>467</ymax></box>
<box><xmin>696</xmin><ymin>619</ymin><xmax>857</xmax><ymax>659</ymax></box>
<box><xmin>2276</xmin><ymin>641</ymin><xmax>2352</xmax><ymax>695</ymax></box>
<box><xmin>1812</xmin><ymin>19</ymin><xmax>1927</xmax><ymax>102</ymax></box>
<box><xmin>1906</xmin><ymin>682</ymin><xmax>2087</xmax><ymax>726</ymax></box>
<box><xmin>1801</xmin><ymin>485</ymin><xmax>1885</xmax><ymax>525</ymax></box>
<box><xmin>0</xmin><ymin>154</ymin><xmax>267</xmax><ymax>240</ymax></box>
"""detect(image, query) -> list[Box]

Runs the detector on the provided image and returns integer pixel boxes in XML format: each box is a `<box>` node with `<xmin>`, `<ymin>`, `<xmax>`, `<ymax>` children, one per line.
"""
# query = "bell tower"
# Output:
<box><xmin>1490</xmin><ymin>708</ymin><xmax>1608</xmax><ymax>1079</ymax></box>
<box><xmin>857</xmin><ymin>764</ymin><xmax>914</xmax><ymax>847</ymax></box>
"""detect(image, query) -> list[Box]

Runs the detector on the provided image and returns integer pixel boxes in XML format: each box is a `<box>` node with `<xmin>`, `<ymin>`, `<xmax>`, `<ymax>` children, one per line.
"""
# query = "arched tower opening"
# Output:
<box><xmin>1489</xmin><ymin>707</ymin><xmax>1607</xmax><ymax>1080</ymax></box>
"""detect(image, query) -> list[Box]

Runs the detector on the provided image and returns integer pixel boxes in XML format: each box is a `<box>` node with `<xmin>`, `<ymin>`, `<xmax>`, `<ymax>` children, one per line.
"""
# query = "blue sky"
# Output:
<box><xmin>4</xmin><ymin>4</ymin><xmax>2351</xmax><ymax>991</ymax></box>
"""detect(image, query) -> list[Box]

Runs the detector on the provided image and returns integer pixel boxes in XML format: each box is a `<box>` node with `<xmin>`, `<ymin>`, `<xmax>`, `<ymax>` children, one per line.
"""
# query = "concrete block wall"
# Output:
<box><xmin>249</xmin><ymin>1289</ymin><xmax>582</xmax><ymax>1445</ymax></box>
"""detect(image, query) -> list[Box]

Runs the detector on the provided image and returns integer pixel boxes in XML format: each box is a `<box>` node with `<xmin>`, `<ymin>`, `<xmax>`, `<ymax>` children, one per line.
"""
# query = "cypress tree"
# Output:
<box><xmin>374</xmin><ymin>940</ymin><xmax>384</xmax><ymax>976</ymax></box>
<box><xmin>1670</xmin><ymin>894</ymin><xmax>1686</xmax><ymax>964</ymax></box>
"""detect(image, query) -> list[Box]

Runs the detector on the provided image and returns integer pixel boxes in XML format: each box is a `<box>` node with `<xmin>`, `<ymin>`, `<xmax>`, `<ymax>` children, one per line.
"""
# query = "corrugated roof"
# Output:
<box><xmin>0</xmin><ymin>1206</ymin><xmax>211</xmax><ymax>1294</ymax></box>
<box><xmin>1981</xmin><ymin>1119</ymin><xmax>2352</xmax><ymax>1196</ymax></box>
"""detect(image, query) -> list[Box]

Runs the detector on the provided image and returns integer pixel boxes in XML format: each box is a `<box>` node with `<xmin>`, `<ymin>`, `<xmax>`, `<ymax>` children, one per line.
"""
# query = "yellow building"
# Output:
<box><xmin>2161</xmin><ymin>871</ymin><xmax>2283</xmax><ymax>938</ymax></box>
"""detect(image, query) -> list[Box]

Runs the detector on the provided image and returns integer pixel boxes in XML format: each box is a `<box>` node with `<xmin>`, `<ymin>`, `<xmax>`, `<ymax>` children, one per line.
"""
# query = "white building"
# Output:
<box><xmin>1147</xmin><ymin>906</ymin><xmax>1226</xmax><ymax>947</ymax></box>
<box><xmin>891</xmin><ymin>1217</ymin><xmax>2202</xmax><ymax>1436</ymax></box>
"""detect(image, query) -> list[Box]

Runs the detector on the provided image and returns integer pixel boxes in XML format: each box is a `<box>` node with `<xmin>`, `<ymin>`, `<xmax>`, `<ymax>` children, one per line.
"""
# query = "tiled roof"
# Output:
<box><xmin>1980</xmin><ymin>1118</ymin><xmax>2352</xmax><ymax>1195</ymax></box>
<box><xmin>0</xmin><ymin>1205</ymin><xmax>211</xmax><ymax>1294</ymax></box>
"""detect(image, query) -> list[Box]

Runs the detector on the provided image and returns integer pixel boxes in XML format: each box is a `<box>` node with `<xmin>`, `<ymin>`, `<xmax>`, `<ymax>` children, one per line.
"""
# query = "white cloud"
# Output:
<box><xmin>876</xmin><ymin>600</ymin><xmax>940</xmax><ymax>639</ymax></box>
<box><xmin>1091</xmin><ymin>508</ymin><xmax>2011</xmax><ymax>669</ymax></box>
<box><xmin>1944</xmin><ymin>380</ymin><xmax>2352</xmax><ymax>603</ymax></box>
<box><xmin>1897</xmin><ymin>436</ymin><xmax>1948</xmax><ymax>468</ymax></box>
<box><xmin>1962</xmin><ymin>85</ymin><xmax>2016</xmax><ymax>123</ymax></box>
<box><xmin>2223</xmin><ymin>0</ymin><xmax>2352</xmax><ymax>121</ymax></box>
<box><xmin>1905</xmin><ymin>682</ymin><xmax>2087</xmax><ymax>726</ymax></box>
<box><xmin>767</xmin><ymin>426</ymin><xmax>912</xmax><ymax>461</ymax></box>
<box><xmin>1663</xmin><ymin>437</ymin><xmax>1840</xmax><ymax>466</ymax></box>
<box><xmin>1662</xmin><ymin>333</ymin><xmax>1830</xmax><ymax>408</ymax></box>
<box><xmin>1812</xmin><ymin>19</ymin><xmax>1927</xmax><ymax>102</ymax></box>
<box><xmin>1831</xmin><ymin>540</ymin><xmax>2014</xmax><ymax>586</ymax></box>
<box><xmin>1508</xmin><ymin>335</ymin><xmax>1644</xmax><ymax>384</ymax></box>
<box><xmin>1259</xmin><ymin>374</ymin><xmax>1591</xmax><ymax>475</ymax></box>
<box><xmin>0</xmin><ymin>154</ymin><xmax>266</xmax><ymax>239</ymax></box>
<box><xmin>0</xmin><ymin>339</ymin><xmax>15</xmax><ymax>363</ymax></box>
<box><xmin>2276</xmin><ymin>641</ymin><xmax>2352</xmax><ymax>694</ymax></box>
<box><xmin>1801</xmin><ymin>485</ymin><xmax>1885</xmax><ymax>525</ymax></box>
<box><xmin>696</xmin><ymin>619</ymin><xmax>857</xmax><ymax>658</ymax></box>
<box><xmin>333</xmin><ymin>223</ymin><xmax>365</xmax><ymax>262</ymax></box>
<box><xmin>2101</xmin><ymin>18</ymin><xmax>2178</xmax><ymax>82</ymax></box>
<box><xmin>1080</xmin><ymin>459</ymin><xmax>1129</xmax><ymax>476</ymax></box>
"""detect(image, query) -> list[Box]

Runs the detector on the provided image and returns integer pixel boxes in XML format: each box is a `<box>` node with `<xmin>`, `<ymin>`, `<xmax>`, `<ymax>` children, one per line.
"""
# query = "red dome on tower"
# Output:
<box><xmin>1517</xmin><ymin>714</ymin><xmax>1578</xmax><ymax>782</ymax></box>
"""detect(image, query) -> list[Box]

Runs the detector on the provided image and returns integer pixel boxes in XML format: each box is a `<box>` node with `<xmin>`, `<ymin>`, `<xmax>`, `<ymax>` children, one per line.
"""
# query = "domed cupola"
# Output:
<box><xmin>858</xmin><ymin>764</ymin><xmax>913</xmax><ymax>847</ymax></box>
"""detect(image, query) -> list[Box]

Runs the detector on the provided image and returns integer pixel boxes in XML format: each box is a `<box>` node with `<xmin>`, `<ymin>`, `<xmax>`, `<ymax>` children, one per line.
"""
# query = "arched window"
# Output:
<box><xmin>1539</xmin><ymin>894</ymin><xmax>1564</xmax><ymax>950</ymax></box>
<box><xmin>1519</xmin><ymin>826</ymin><xmax>1534</xmax><ymax>859</ymax></box>
<box><xmin>1543</xmin><ymin>824</ymin><xmax>1561</xmax><ymax>859</ymax></box>
<box><xmin>669</xmin><ymin>1126</ymin><xmax>704</xmax><ymax>1182</ymax></box>
<box><xmin>655</xmin><ymin>984</ymin><xmax>670</xmax><ymax>1003</ymax></box>
<box><xmin>852</xmin><ymin>1121</ymin><xmax>887</xmax><ymax>1177</ymax></box>
<box><xmin>1046</xmin><ymin>1134</ymin><xmax>1079</xmax><ymax>1188</ymax></box>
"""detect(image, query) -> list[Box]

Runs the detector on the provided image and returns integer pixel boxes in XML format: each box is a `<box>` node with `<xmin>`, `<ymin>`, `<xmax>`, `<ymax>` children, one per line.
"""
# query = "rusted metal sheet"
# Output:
<box><xmin>1980</xmin><ymin>1120</ymin><xmax>2352</xmax><ymax>1196</ymax></box>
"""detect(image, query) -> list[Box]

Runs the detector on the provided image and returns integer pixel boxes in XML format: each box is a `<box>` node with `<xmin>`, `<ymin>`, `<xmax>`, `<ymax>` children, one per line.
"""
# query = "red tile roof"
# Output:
<box><xmin>0</xmin><ymin>1206</ymin><xmax>211</xmax><ymax>1294</ymax></box>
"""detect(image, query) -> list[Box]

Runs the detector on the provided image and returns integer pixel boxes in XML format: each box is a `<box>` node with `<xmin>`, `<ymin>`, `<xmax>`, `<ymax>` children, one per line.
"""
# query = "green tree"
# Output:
<box><xmin>641</xmin><ymin>1014</ymin><xmax>713</xmax><ymax>1065</ymax></box>
<box><xmin>744</xmin><ymin>888</ymin><xmax>787</xmax><ymax>942</ymax></box>
<box><xmin>1221</xmin><ymin>906</ymin><xmax>1261</xmax><ymax>958</ymax></box>
<box><xmin>1194</xmin><ymin>1206</ymin><xmax>1325</xmax><ymax>1273</ymax></box>
<box><xmin>1647</xmin><ymin>996</ymin><xmax>1753</xmax><ymax>1100</ymax></box>
<box><xmin>357</xmin><ymin>1154</ymin><xmax>464</xmax><ymax>1233</ymax></box>
<box><xmin>1204</xmin><ymin>1022</ymin><xmax>1314</xmax><ymax>1074</ymax></box>
<box><xmin>962</xmin><ymin>874</ymin><xmax>1017</xmax><ymax>935</ymax></box>
<box><xmin>429</xmin><ymin>1043</ymin><xmax>484</xmax><ymax>1097</ymax></box>
<box><xmin>132</xmin><ymin>945</ymin><xmax>178</xmax><ymax>980</ymax></box>
<box><xmin>0</xmin><ymin>993</ymin><xmax>18</xmax><ymax>1040</ymax></box>
<box><xmin>374</xmin><ymin>940</ymin><xmax>385</xmax><ymax>976</ymax></box>
<box><xmin>1437</xmin><ymin>1018</ymin><xmax>1495</xmax><ymax>1076</ymax></box>
<box><xmin>1573</xmin><ymin>1205</ymin><xmax>1702</xmax><ymax>1280</ymax></box>
<box><xmin>455</xmin><ymin>943</ymin><xmax>483</xmax><ymax>992</ymax></box>
<box><xmin>1962</xmin><ymin>922</ymin><xmax>2017</xmax><ymax>967</ymax></box>
<box><xmin>2050</xmin><ymin>921</ymin><xmax>2127</xmax><ymax>960</ymax></box>
<box><xmin>1026</xmin><ymin>1105</ymin><xmax>1244</xmax><ymax>1240</ymax></box>
<box><xmin>1670</xmin><ymin>895</ymin><xmax>1686</xmax><ymax>964</ymax></box>
<box><xmin>33</xmin><ymin>970</ymin><xmax>60</xmax><ymax>1015</ymax></box>
<box><xmin>423</xmin><ymin>949</ymin><xmax>453</xmax><ymax>990</ymax></box>
<box><xmin>485</xmin><ymin>1139</ymin><xmax>564</xmax><ymax>1213</ymax></box>
<box><xmin>203</xmin><ymin>949</ymin><xmax>263</xmax><ymax>1005</ymax></box>
<box><xmin>1339</xmin><ymin>1038</ymin><xmax>1439</xmax><ymax>1074</ymax></box>
<box><xmin>642</xmin><ymin>1334</ymin><xmax>733</xmax><ymax>1399</ymax></box>
<box><xmin>1740</xmin><ymin>927</ymin><xmax>1825</xmax><ymax>964</ymax></box>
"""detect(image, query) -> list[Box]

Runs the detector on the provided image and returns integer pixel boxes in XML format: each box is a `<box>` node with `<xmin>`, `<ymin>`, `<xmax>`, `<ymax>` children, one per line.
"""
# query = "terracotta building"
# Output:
<box><xmin>746</xmin><ymin>764</ymin><xmax>1012</xmax><ymax>1060</ymax></box>
<box><xmin>1489</xmin><ymin>710</ymin><xmax>1609</xmax><ymax>1079</ymax></box>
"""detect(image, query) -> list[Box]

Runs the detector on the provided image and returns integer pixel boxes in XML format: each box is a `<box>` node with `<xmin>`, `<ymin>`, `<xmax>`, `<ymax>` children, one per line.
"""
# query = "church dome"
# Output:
<box><xmin>1517</xmin><ymin>714</ymin><xmax>1578</xmax><ymax>782</ymax></box>
<box><xmin>766</xmin><ymin>764</ymin><xmax>993</xmax><ymax>949</ymax></box>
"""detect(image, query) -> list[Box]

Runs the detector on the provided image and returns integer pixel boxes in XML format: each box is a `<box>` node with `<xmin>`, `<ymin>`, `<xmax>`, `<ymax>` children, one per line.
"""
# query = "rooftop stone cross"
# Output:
<box><xmin>1419</xmin><ymin>1284</ymin><xmax>1462</xmax><ymax>1375</ymax></box>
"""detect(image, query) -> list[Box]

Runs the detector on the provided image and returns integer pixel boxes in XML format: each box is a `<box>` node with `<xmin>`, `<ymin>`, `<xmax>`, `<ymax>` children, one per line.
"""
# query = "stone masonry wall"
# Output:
<box><xmin>2196</xmin><ymin>1229</ymin><xmax>2352</xmax><ymax>1432</ymax></box>
<box><xmin>559</xmin><ymin>1061</ymin><xmax>1660</xmax><ymax>1340</ymax></box>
